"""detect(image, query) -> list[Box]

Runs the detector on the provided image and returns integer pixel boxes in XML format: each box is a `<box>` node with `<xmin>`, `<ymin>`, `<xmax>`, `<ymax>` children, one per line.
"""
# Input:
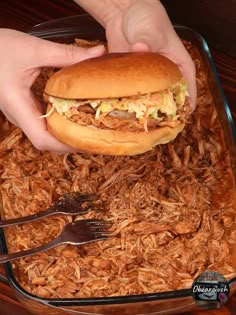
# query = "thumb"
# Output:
<box><xmin>32</xmin><ymin>36</ymin><xmax>105</xmax><ymax>68</ymax></box>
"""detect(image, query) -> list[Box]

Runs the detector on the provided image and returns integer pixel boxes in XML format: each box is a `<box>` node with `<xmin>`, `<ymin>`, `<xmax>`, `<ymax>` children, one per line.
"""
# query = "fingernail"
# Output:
<box><xmin>87</xmin><ymin>45</ymin><xmax>105</xmax><ymax>56</ymax></box>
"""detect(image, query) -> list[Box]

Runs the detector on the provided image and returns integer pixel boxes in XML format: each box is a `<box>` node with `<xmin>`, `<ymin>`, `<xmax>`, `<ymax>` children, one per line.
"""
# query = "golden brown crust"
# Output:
<box><xmin>46</xmin><ymin>105</ymin><xmax>185</xmax><ymax>155</ymax></box>
<box><xmin>44</xmin><ymin>52</ymin><xmax>183</xmax><ymax>99</ymax></box>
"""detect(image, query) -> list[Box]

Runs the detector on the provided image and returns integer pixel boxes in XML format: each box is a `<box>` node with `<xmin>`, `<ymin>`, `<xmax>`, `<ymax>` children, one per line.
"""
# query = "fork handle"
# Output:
<box><xmin>0</xmin><ymin>207</ymin><xmax>56</xmax><ymax>227</ymax></box>
<box><xmin>0</xmin><ymin>236</ymin><xmax>63</xmax><ymax>263</ymax></box>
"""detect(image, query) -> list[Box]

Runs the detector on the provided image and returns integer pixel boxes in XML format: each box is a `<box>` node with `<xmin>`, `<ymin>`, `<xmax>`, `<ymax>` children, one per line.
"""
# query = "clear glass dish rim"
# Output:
<box><xmin>0</xmin><ymin>13</ymin><xmax>236</xmax><ymax>307</ymax></box>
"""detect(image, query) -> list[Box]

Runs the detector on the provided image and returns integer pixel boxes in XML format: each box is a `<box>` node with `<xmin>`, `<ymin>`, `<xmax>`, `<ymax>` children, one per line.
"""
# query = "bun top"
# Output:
<box><xmin>44</xmin><ymin>52</ymin><xmax>183</xmax><ymax>99</ymax></box>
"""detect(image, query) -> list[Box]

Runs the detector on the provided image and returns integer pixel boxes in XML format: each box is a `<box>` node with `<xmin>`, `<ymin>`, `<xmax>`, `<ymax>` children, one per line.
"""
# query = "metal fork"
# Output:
<box><xmin>0</xmin><ymin>219</ymin><xmax>111</xmax><ymax>263</ymax></box>
<box><xmin>0</xmin><ymin>192</ymin><xmax>103</xmax><ymax>227</ymax></box>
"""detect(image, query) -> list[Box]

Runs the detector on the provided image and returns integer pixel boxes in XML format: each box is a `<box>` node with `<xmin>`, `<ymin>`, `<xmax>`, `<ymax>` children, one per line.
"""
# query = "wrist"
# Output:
<box><xmin>74</xmin><ymin>0</ymin><xmax>134</xmax><ymax>26</ymax></box>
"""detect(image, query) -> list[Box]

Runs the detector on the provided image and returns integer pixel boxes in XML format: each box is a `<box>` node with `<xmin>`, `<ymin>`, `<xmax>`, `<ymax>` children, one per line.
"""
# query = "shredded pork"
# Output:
<box><xmin>65</xmin><ymin>95</ymin><xmax>191</xmax><ymax>132</ymax></box>
<box><xmin>69</xmin><ymin>109</ymin><xmax>183</xmax><ymax>131</ymax></box>
<box><xmin>0</xmin><ymin>40</ymin><xmax>236</xmax><ymax>299</ymax></box>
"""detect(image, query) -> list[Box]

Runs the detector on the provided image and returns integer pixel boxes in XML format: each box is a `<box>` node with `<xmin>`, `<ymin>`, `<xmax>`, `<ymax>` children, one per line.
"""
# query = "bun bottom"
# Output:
<box><xmin>46</xmin><ymin>105</ymin><xmax>185</xmax><ymax>156</ymax></box>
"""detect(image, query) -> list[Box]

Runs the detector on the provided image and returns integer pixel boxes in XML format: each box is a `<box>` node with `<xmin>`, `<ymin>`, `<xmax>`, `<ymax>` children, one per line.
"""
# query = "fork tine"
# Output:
<box><xmin>63</xmin><ymin>192</ymin><xmax>98</xmax><ymax>202</ymax></box>
<box><xmin>91</xmin><ymin>230</ymin><xmax>111</xmax><ymax>235</ymax></box>
<box><xmin>84</xmin><ymin>219</ymin><xmax>112</xmax><ymax>236</ymax></box>
<box><xmin>69</xmin><ymin>193</ymin><xmax>105</xmax><ymax>213</ymax></box>
<box><xmin>85</xmin><ymin>219</ymin><xmax>111</xmax><ymax>226</ymax></box>
<box><xmin>90</xmin><ymin>226</ymin><xmax>112</xmax><ymax>235</ymax></box>
<box><xmin>92</xmin><ymin>233</ymin><xmax>110</xmax><ymax>240</ymax></box>
<box><xmin>53</xmin><ymin>192</ymin><xmax>105</xmax><ymax>215</ymax></box>
<box><xmin>89</xmin><ymin>225</ymin><xmax>112</xmax><ymax>233</ymax></box>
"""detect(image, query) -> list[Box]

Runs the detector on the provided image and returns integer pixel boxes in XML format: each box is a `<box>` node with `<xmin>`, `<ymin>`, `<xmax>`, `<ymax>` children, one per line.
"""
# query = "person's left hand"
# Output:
<box><xmin>0</xmin><ymin>29</ymin><xmax>105</xmax><ymax>152</ymax></box>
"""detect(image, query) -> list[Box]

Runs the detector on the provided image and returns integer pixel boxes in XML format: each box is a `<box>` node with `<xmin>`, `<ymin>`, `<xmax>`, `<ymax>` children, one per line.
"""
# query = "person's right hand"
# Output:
<box><xmin>76</xmin><ymin>0</ymin><xmax>197</xmax><ymax>110</ymax></box>
<box><xmin>106</xmin><ymin>0</ymin><xmax>197</xmax><ymax>110</ymax></box>
<box><xmin>0</xmin><ymin>29</ymin><xmax>105</xmax><ymax>152</ymax></box>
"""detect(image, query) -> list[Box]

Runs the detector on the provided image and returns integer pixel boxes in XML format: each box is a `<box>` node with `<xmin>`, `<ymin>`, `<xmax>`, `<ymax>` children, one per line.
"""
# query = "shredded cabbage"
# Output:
<box><xmin>48</xmin><ymin>79</ymin><xmax>188</xmax><ymax>125</ymax></box>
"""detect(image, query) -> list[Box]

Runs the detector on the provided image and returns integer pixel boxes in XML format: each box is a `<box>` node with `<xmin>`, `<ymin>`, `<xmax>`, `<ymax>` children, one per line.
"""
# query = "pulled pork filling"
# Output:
<box><xmin>46</xmin><ymin>79</ymin><xmax>189</xmax><ymax>131</ymax></box>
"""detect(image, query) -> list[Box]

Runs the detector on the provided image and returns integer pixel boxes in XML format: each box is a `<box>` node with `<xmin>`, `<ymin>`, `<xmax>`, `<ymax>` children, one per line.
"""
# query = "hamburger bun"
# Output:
<box><xmin>44</xmin><ymin>52</ymin><xmax>182</xmax><ymax>99</ymax></box>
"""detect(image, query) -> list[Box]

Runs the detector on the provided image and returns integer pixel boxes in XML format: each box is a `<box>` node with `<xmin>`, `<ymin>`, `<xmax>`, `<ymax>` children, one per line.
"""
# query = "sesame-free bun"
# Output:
<box><xmin>44</xmin><ymin>52</ymin><xmax>183</xmax><ymax>99</ymax></box>
<box><xmin>46</xmin><ymin>105</ymin><xmax>185</xmax><ymax>156</ymax></box>
<box><xmin>45</xmin><ymin>52</ymin><xmax>186</xmax><ymax>155</ymax></box>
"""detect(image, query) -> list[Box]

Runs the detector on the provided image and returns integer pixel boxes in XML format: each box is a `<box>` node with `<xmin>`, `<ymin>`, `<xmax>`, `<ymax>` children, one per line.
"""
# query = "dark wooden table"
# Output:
<box><xmin>1</xmin><ymin>1</ymin><xmax>236</xmax><ymax>314</ymax></box>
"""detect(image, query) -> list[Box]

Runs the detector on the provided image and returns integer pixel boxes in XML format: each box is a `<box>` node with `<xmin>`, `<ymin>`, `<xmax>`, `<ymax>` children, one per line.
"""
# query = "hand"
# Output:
<box><xmin>76</xmin><ymin>0</ymin><xmax>197</xmax><ymax>110</ymax></box>
<box><xmin>106</xmin><ymin>0</ymin><xmax>197</xmax><ymax>110</ymax></box>
<box><xmin>0</xmin><ymin>29</ymin><xmax>105</xmax><ymax>152</ymax></box>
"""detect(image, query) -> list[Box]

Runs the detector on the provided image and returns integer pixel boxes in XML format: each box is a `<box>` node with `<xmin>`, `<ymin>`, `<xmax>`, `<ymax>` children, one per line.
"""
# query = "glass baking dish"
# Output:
<box><xmin>1</xmin><ymin>13</ymin><xmax>236</xmax><ymax>315</ymax></box>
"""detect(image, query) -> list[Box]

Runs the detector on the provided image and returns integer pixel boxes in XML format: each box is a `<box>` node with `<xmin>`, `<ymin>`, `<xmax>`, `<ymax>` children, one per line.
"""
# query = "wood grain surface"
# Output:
<box><xmin>0</xmin><ymin>1</ymin><xmax>236</xmax><ymax>315</ymax></box>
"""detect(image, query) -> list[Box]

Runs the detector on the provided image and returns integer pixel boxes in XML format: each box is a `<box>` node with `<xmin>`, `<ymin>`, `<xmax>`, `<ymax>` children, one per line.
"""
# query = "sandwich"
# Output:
<box><xmin>43</xmin><ymin>52</ymin><xmax>190</xmax><ymax>155</ymax></box>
